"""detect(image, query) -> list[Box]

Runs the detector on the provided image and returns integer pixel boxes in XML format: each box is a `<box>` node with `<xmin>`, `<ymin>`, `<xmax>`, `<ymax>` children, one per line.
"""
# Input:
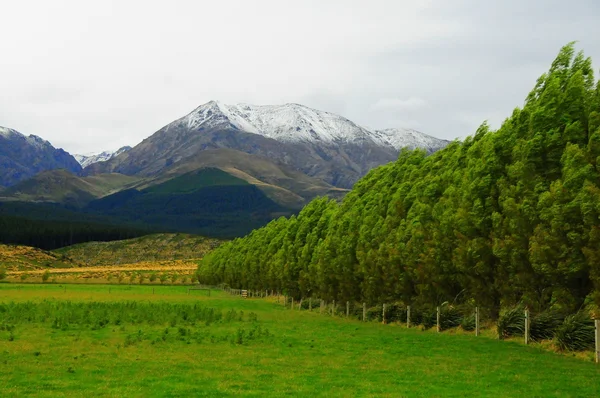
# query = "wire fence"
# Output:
<box><xmin>224</xmin><ymin>287</ymin><xmax>600</xmax><ymax>364</ymax></box>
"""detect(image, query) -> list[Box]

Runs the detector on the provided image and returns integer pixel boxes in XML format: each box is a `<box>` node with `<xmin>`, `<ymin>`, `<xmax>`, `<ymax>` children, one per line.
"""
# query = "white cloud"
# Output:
<box><xmin>0</xmin><ymin>0</ymin><xmax>599</xmax><ymax>153</ymax></box>
<box><xmin>370</xmin><ymin>97</ymin><xmax>429</xmax><ymax>113</ymax></box>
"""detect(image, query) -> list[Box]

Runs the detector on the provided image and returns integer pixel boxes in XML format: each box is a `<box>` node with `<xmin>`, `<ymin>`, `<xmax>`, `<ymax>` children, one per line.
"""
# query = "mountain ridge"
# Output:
<box><xmin>74</xmin><ymin>146</ymin><xmax>132</xmax><ymax>168</ymax></box>
<box><xmin>85</xmin><ymin>101</ymin><xmax>449</xmax><ymax>188</ymax></box>
<box><xmin>0</xmin><ymin>126</ymin><xmax>82</xmax><ymax>187</ymax></box>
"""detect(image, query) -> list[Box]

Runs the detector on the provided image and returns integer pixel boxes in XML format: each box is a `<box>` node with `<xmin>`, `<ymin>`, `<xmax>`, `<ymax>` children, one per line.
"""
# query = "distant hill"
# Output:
<box><xmin>0</xmin><ymin>126</ymin><xmax>82</xmax><ymax>187</ymax></box>
<box><xmin>0</xmin><ymin>170</ymin><xmax>140</xmax><ymax>207</ymax></box>
<box><xmin>55</xmin><ymin>233</ymin><xmax>222</xmax><ymax>266</ymax></box>
<box><xmin>135</xmin><ymin>148</ymin><xmax>348</xmax><ymax>209</ymax></box>
<box><xmin>0</xmin><ymin>243</ymin><xmax>80</xmax><ymax>271</ymax></box>
<box><xmin>85</xmin><ymin>167</ymin><xmax>290</xmax><ymax>237</ymax></box>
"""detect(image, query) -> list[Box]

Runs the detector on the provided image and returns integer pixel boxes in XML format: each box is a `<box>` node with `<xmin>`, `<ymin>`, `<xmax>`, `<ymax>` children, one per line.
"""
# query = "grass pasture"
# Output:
<box><xmin>0</xmin><ymin>284</ymin><xmax>599</xmax><ymax>397</ymax></box>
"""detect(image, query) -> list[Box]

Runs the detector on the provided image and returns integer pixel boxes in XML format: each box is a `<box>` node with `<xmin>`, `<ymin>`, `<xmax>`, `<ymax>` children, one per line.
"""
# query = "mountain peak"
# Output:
<box><xmin>179</xmin><ymin>101</ymin><xmax>447</xmax><ymax>151</ymax></box>
<box><xmin>0</xmin><ymin>126</ymin><xmax>82</xmax><ymax>187</ymax></box>
<box><xmin>74</xmin><ymin>146</ymin><xmax>132</xmax><ymax>168</ymax></box>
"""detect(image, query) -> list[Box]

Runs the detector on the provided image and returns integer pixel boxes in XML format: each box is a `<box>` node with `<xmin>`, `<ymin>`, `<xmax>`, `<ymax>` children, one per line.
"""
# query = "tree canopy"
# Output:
<box><xmin>198</xmin><ymin>44</ymin><xmax>600</xmax><ymax>316</ymax></box>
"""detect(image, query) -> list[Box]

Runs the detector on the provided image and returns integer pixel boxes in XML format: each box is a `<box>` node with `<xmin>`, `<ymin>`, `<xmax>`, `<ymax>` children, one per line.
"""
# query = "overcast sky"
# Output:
<box><xmin>2</xmin><ymin>0</ymin><xmax>599</xmax><ymax>154</ymax></box>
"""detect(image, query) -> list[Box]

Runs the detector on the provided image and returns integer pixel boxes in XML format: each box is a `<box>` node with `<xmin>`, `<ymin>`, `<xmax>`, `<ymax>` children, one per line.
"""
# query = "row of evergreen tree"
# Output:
<box><xmin>198</xmin><ymin>44</ymin><xmax>600</xmax><ymax>317</ymax></box>
<box><xmin>0</xmin><ymin>214</ymin><xmax>147</xmax><ymax>250</ymax></box>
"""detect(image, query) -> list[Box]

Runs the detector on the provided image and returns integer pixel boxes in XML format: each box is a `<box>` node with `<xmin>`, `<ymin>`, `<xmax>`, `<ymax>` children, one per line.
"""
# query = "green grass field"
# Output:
<box><xmin>0</xmin><ymin>284</ymin><xmax>598</xmax><ymax>397</ymax></box>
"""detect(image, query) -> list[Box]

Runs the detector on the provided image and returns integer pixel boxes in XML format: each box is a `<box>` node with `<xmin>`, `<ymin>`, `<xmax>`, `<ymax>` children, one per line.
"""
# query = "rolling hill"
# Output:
<box><xmin>85</xmin><ymin>168</ymin><xmax>291</xmax><ymax>237</ymax></box>
<box><xmin>0</xmin><ymin>243</ymin><xmax>80</xmax><ymax>271</ymax></box>
<box><xmin>0</xmin><ymin>170</ymin><xmax>140</xmax><ymax>207</ymax></box>
<box><xmin>54</xmin><ymin>233</ymin><xmax>222</xmax><ymax>266</ymax></box>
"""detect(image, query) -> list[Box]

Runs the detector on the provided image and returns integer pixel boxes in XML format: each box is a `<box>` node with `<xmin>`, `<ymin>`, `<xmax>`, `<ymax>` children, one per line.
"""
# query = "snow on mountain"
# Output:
<box><xmin>371</xmin><ymin>128</ymin><xmax>449</xmax><ymax>152</ymax></box>
<box><xmin>0</xmin><ymin>126</ymin><xmax>55</xmax><ymax>149</ymax></box>
<box><xmin>75</xmin><ymin>146</ymin><xmax>132</xmax><ymax>168</ymax></box>
<box><xmin>180</xmin><ymin>101</ymin><xmax>448</xmax><ymax>151</ymax></box>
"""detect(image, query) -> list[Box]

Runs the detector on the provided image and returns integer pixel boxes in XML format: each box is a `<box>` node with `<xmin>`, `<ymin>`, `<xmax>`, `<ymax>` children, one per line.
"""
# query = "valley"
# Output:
<box><xmin>1</xmin><ymin>4</ymin><xmax>599</xmax><ymax>393</ymax></box>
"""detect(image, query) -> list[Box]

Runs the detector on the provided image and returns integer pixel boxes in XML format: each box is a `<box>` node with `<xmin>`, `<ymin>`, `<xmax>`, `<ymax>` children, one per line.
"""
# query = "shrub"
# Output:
<box><xmin>0</xmin><ymin>266</ymin><xmax>6</xmax><ymax>281</ymax></box>
<box><xmin>421</xmin><ymin>308</ymin><xmax>437</xmax><ymax>329</ymax></box>
<box><xmin>407</xmin><ymin>307</ymin><xmax>425</xmax><ymax>326</ymax></box>
<box><xmin>461</xmin><ymin>314</ymin><xmax>476</xmax><ymax>331</ymax></box>
<box><xmin>20</xmin><ymin>273</ymin><xmax>29</xmax><ymax>282</ymax></box>
<box><xmin>555</xmin><ymin>312</ymin><xmax>595</xmax><ymax>351</ymax></box>
<box><xmin>439</xmin><ymin>306</ymin><xmax>463</xmax><ymax>331</ymax></box>
<box><xmin>149</xmin><ymin>273</ymin><xmax>157</xmax><ymax>283</ymax></box>
<box><xmin>41</xmin><ymin>270</ymin><xmax>50</xmax><ymax>283</ymax></box>
<box><xmin>366</xmin><ymin>305</ymin><xmax>383</xmax><ymax>322</ymax></box>
<box><xmin>385</xmin><ymin>303</ymin><xmax>407</xmax><ymax>323</ymax></box>
<box><xmin>160</xmin><ymin>273</ymin><xmax>168</xmax><ymax>285</ymax></box>
<box><xmin>138</xmin><ymin>273</ymin><xmax>146</xmax><ymax>285</ymax></box>
<box><xmin>530</xmin><ymin>310</ymin><xmax>565</xmax><ymax>342</ymax></box>
<box><xmin>497</xmin><ymin>306</ymin><xmax>525</xmax><ymax>339</ymax></box>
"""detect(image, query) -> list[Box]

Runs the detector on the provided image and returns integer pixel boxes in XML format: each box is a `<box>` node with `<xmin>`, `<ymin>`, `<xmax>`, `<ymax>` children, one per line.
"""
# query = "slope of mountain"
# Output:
<box><xmin>74</xmin><ymin>146</ymin><xmax>132</xmax><ymax>168</ymax></box>
<box><xmin>0</xmin><ymin>126</ymin><xmax>82</xmax><ymax>187</ymax></box>
<box><xmin>0</xmin><ymin>170</ymin><xmax>140</xmax><ymax>207</ymax></box>
<box><xmin>85</xmin><ymin>167</ymin><xmax>290</xmax><ymax>237</ymax></box>
<box><xmin>54</xmin><ymin>233</ymin><xmax>222</xmax><ymax>266</ymax></box>
<box><xmin>0</xmin><ymin>243</ymin><xmax>80</xmax><ymax>271</ymax></box>
<box><xmin>84</xmin><ymin>102</ymin><xmax>449</xmax><ymax>188</ymax></box>
<box><xmin>135</xmin><ymin>148</ymin><xmax>348</xmax><ymax>209</ymax></box>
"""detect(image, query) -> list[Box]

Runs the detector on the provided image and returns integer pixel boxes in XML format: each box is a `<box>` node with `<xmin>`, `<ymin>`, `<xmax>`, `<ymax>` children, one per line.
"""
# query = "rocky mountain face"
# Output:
<box><xmin>85</xmin><ymin>101</ymin><xmax>449</xmax><ymax>188</ymax></box>
<box><xmin>0</xmin><ymin>126</ymin><xmax>82</xmax><ymax>187</ymax></box>
<box><xmin>74</xmin><ymin>146</ymin><xmax>132</xmax><ymax>168</ymax></box>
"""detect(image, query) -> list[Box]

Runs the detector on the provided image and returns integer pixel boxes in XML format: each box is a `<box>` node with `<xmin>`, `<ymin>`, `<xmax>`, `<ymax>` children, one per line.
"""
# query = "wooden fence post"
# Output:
<box><xmin>382</xmin><ymin>304</ymin><xmax>387</xmax><ymax>324</ymax></box>
<box><xmin>291</xmin><ymin>297</ymin><xmax>294</xmax><ymax>310</ymax></box>
<box><xmin>332</xmin><ymin>300</ymin><xmax>335</xmax><ymax>316</ymax></box>
<box><xmin>320</xmin><ymin>300</ymin><xmax>324</xmax><ymax>314</ymax></box>
<box><xmin>299</xmin><ymin>298</ymin><xmax>303</xmax><ymax>310</ymax></box>
<box><xmin>407</xmin><ymin>306</ymin><xmax>411</xmax><ymax>328</ymax></box>
<box><xmin>363</xmin><ymin>303</ymin><xmax>366</xmax><ymax>322</ymax></box>
<box><xmin>475</xmin><ymin>307</ymin><xmax>480</xmax><ymax>337</ymax></box>
<box><xmin>346</xmin><ymin>301</ymin><xmax>350</xmax><ymax>318</ymax></box>
<box><xmin>595</xmin><ymin>319</ymin><xmax>599</xmax><ymax>364</ymax></box>
<box><xmin>437</xmin><ymin>306</ymin><xmax>440</xmax><ymax>332</ymax></box>
<box><xmin>309</xmin><ymin>298</ymin><xmax>312</xmax><ymax>311</ymax></box>
<box><xmin>524</xmin><ymin>308</ymin><xmax>530</xmax><ymax>345</ymax></box>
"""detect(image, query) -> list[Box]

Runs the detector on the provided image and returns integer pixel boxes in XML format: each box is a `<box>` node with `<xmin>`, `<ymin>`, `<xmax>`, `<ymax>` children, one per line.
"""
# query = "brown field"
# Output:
<box><xmin>4</xmin><ymin>259</ymin><xmax>198</xmax><ymax>284</ymax></box>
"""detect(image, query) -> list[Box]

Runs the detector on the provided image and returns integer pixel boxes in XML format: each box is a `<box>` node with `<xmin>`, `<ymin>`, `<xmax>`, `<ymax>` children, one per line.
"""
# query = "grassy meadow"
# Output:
<box><xmin>1</xmin><ymin>284</ymin><xmax>599</xmax><ymax>397</ymax></box>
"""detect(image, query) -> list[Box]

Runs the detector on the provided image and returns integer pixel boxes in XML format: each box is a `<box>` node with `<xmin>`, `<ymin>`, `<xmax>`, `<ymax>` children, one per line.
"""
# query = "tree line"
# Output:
<box><xmin>198</xmin><ymin>44</ymin><xmax>600</xmax><ymax>317</ymax></box>
<box><xmin>0</xmin><ymin>214</ymin><xmax>147</xmax><ymax>250</ymax></box>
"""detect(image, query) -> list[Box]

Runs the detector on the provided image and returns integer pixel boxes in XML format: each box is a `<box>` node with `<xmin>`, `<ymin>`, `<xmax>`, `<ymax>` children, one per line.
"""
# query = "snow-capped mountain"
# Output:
<box><xmin>0</xmin><ymin>126</ymin><xmax>82</xmax><ymax>187</ymax></box>
<box><xmin>74</xmin><ymin>146</ymin><xmax>132</xmax><ymax>168</ymax></box>
<box><xmin>85</xmin><ymin>101</ymin><xmax>449</xmax><ymax>188</ymax></box>
<box><xmin>181</xmin><ymin>101</ymin><xmax>446</xmax><ymax>152</ymax></box>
